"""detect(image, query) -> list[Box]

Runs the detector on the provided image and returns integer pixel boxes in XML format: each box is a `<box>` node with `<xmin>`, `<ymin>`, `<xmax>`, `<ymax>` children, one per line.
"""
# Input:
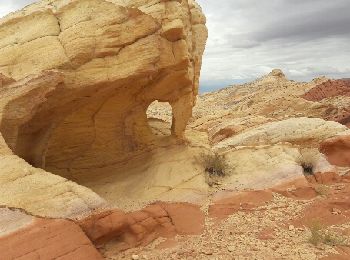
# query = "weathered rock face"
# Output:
<box><xmin>0</xmin><ymin>0</ymin><xmax>207</xmax><ymax>216</ymax></box>
<box><xmin>0</xmin><ymin>202</ymin><xmax>204</xmax><ymax>258</ymax></box>
<box><xmin>214</xmin><ymin>117</ymin><xmax>350</xmax><ymax>150</ymax></box>
<box><xmin>320</xmin><ymin>135</ymin><xmax>350</xmax><ymax>167</ymax></box>
<box><xmin>0</xmin><ymin>0</ymin><xmax>207</xmax><ymax>176</ymax></box>
<box><xmin>0</xmin><ymin>208</ymin><xmax>104</xmax><ymax>260</ymax></box>
<box><xmin>303</xmin><ymin>80</ymin><xmax>350</xmax><ymax>101</ymax></box>
<box><xmin>78</xmin><ymin>202</ymin><xmax>205</xmax><ymax>254</ymax></box>
<box><xmin>148</xmin><ymin>70</ymin><xmax>350</xmax><ymax>191</ymax></box>
<box><xmin>302</xmin><ymin>79</ymin><xmax>350</xmax><ymax>126</ymax></box>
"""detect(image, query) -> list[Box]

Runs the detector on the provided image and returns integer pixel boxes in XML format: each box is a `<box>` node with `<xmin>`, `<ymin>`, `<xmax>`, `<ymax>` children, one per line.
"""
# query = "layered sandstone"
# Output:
<box><xmin>320</xmin><ymin>135</ymin><xmax>350</xmax><ymax>167</ymax></box>
<box><xmin>302</xmin><ymin>79</ymin><xmax>350</xmax><ymax>126</ymax></box>
<box><xmin>0</xmin><ymin>0</ymin><xmax>207</xmax><ymax>217</ymax></box>
<box><xmin>0</xmin><ymin>208</ymin><xmax>104</xmax><ymax>260</ymax></box>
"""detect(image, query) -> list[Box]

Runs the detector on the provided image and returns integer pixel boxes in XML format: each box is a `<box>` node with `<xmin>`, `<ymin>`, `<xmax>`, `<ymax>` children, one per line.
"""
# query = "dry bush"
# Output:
<box><xmin>297</xmin><ymin>150</ymin><xmax>318</xmax><ymax>176</ymax></box>
<box><xmin>199</xmin><ymin>152</ymin><xmax>229</xmax><ymax>187</ymax></box>
<box><xmin>308</xmin><ymin>219</ymin><xmax>347</xmax><ymax>246</ymax></box>
<box><xmin>201</xmin><ymin>152</ymin><xmax>228</xmax><ymax>177</ymax></box>
<box><xmin>308</xmin><ymin>220</ymin><xmax>324</xmax><ymax>246</ymax></box>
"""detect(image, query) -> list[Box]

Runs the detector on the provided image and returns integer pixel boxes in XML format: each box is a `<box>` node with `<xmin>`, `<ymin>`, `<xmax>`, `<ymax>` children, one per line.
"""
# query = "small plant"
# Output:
<box><xmin>201</xmin><ymin>152</ymin><xmax>228</xmax><ymax>177</ymax></box>
<box><xmin>308</xmin><ymin>220</ymin><xmax>324</xmax><ymax>246</ymax></box>
<box><xmin>308</xmin><ymin>219</ymin><xmax>348</xmax><ymax>246</ymax></box>
<box><xmin>297</xmin><ymin>150</ymin><xmax>318</xmax><ymax>176</ymax></box>
<box><xmin>301</xmin><ymin>162</ymin><xmax>314</xmax><ymax>175</ymax></box>
<box><xmin>323</xmin><ymin>232</ymin><xmax>347</xmax><ymax>246</ymax></box>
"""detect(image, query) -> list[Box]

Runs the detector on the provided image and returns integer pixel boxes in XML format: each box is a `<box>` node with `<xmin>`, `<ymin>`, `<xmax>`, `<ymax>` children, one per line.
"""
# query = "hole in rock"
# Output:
<box><xmin>0</xmin><ymin>85</ymin><xmax>175</xmax><ymax>188</ymax></box>
<box><xmin>0</xmin><ymin>80</ymin><xmax>194</xmax><ymax>208</ymax></box>
<box><xmin>146</xmin><ymin>101</ymin><xmax>173</xmax><ymax>138</ymax></box>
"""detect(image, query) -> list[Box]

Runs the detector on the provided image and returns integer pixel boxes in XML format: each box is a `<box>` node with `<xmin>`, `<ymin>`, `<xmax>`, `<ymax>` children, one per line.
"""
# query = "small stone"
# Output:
<box><xmin>202</xmin><ymin>250</ymin><xmax>213</xmax><ymax>255</ymax></box>
<box><xmin>288</xmin><ymin>225</ymin><xmax>295</xmax><ymax>231</ymax></box>
<box><xmin>227</xmin><ymin>246</ymin><xmax>235</xmax><ymax>252</ymax></box>
<box><xmin>332</xmin><ymin>208</ymin><xmax>341</xmax><ymax>215</ymax></box>
<box><xmin>131</xmin><ymin>255</ymin><xmax>139</xmax><ymax>260</ymax></box>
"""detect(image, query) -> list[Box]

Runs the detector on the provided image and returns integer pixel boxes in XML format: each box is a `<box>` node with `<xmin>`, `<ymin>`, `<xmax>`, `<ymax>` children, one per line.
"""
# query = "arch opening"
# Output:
<box><xmin>146</xmin><ymin>101</ymin><xmax>173</xmax><ymax>138</ymax></box>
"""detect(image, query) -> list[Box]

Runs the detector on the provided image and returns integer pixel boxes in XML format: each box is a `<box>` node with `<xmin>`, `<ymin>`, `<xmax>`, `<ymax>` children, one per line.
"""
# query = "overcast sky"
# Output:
<box><xmin>1</xmin><ymin>1</ymin><xmax>350</xmax><ymax>92</ymax></box>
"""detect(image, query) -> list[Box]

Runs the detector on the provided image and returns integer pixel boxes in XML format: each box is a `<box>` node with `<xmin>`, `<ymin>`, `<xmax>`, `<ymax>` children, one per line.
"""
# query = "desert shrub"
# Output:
<box><xmin>201</xmin><ymin>152</ymin><xmax>228</xmax><ymax>177</ymax></box>
<box><xmin>308</xmin><ymin>219</ymin><xmax>348</xmax><ymax>246</ymax></box>
<box><xmin>323</xmin><ymin>232</ymin><xmax>347</xmax><ymax>246</ymax></box>
<box><xmin>308</xmin><ymin>220</ymin><xmax>324</xmax><ymax>245</ymax></box>
<box><xmin>297</xmin><ymin>150</ymin><xmax>318</xmax><ymax>176</ymax></box>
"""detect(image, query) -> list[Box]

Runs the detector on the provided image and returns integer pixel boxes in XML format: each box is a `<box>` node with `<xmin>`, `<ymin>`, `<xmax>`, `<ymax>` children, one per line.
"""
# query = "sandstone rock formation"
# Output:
<box><xmin>79</xmin><ymin>202</ymin><xmax>204</xmax><ymax>254</ymax></box>
<box><xmin>302</xmin><ymin>79</ymin><xmax>350</xmax><ymax>126</ymax></box>
<box><xmin>0</xmin><ymin>0</ymin><xmax>207</xmax><ymax>217</ymax></box>
<box><xmin>0</xmin><ymin>208</ymin><xmax>104</xmax><ymax>260</ymax></box>
<box><xmin>320</xmin><ymin>135</ymin><xmax>350</xmax><ymax>167</ymax></box>
<box><xmin>0</xmin><ymin>202</ymin><xmax>205</xmax><ymax>259</ymax></box>
<box><xmin>148</xmin><ymin>69</ymin><xmax>350</xmax><ymax>190</ymax></box>
<box><xmin>214</xmin><ymin>117</ymin><xmax>350</xmax><ymax>150</ymax></box>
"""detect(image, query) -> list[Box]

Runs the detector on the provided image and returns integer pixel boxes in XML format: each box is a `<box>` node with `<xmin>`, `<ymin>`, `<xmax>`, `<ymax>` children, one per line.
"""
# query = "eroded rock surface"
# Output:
<box><xmin>0</xmin><ymin>0</ymin><xmax>207</xmax><ymax>217</ymax></box>
<box><xmin>148</xmin><ymin>69</ymin><xmax>350</xmax><ymax>193</ymax></box>
<box><xmin>302</xmin><ymin>79</ymin><xmax>350</xmax><ymax>126</ymax></box>
<box><xmin>320</xmin><ymin>135</ymin><xmax>350</xmax><ymax>167</ymax></box>
<box><xmin>78</xmin><ymin>202</ymin><xmax>205</xmax><ymax>255</ymax></box>
<box><xmin>0</xmin><ymin>208</ymin><xmax>104</xmax><ymax>260</ymax></box>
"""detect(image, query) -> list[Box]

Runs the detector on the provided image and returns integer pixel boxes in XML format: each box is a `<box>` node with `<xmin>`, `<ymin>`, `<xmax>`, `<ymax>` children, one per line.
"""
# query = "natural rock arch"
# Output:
<box><xmin>146</xmin><ymin>101</ymin><xmax>173</xmax><ymax>137</ymax></box>
<box><xmin>0</xmin><ymin>0</ymin><xmax>207</xmax><ymax>216</ymax></box>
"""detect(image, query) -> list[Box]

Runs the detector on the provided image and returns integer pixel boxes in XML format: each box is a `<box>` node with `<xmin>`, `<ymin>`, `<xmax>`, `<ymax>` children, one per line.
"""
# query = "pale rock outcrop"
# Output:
<box><xmin>214</xmin><ymin>117</ymin><xmax>350</xmax><ymax>150</ymax></box>
<box><xmin>221</xmin><ymin>145</ymin><xmax>336</xmax><ymax>190</ymax></box>
<box><xmin>0</xmin><ymin>0</ymin><xmax>207</xmax><ymax>216</ymax></box>
<box><xmin>211</xmin><ymin>118</ymin><xmax>348</xmax><ymax>189</ymax></box>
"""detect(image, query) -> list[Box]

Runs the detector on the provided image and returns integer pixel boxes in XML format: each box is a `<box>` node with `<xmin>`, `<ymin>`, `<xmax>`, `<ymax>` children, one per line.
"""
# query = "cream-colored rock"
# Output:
<box><xmin>221</xmin><ymin>145</ymin><xmax>335</xmax><ymax>190</ymax></box>
<box><xmin>215</xmin><ymin>117</ymin><xmax>350</xmax><ymax>150</ymax></box>
<box><xmin>0</xmin><ymin>208</ymin><xmax>33</xmax><ymax>236</ymax></box>
<box><xmin>0</xmin><ymin>0</ymin><xmax>207</xmax><ymax>216</ymax></box>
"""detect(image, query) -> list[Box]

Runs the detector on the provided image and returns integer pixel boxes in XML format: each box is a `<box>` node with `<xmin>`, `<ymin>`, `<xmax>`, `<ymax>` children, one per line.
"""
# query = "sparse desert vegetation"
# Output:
<box><xmin>308</xmin><ymin>219</ymin><xmax>348</xmax><ymax>246</ymax></box>
<box><xmin>200</xmin><ymin>152</ymin><xmax>229</xmax><ymax>186</ymax></box>
<box><xmin>297</xmin><ymin>150</ymin><xmax>318</xmax><ymax>176</ymax></box>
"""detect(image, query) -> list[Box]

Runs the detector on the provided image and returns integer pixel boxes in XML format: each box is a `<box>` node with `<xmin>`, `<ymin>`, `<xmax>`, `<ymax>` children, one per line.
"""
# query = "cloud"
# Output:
<box><xmin>197</xmin><ymin>0</ymin><xmax>350</xmax><ymax>91</ymax></box>
<box><xmin>0</xmin><ymin>1</ymin><xmax>35</xmax><ymax>18</ymax></box>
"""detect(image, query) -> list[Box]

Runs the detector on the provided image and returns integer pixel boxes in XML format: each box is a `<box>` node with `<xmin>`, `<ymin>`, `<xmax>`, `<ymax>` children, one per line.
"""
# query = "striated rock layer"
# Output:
<box><xmin>0</xmin><ymin>0</ymin><xmax>207</xmax><ymax>216</ymax></box>
<box><xmin>320</xmin><ymin>135</ymin><xmax>350</xmax><ymax>167</ymax></box>
<box><xmin>302</xmin><ymin>79</ymin><xmax>350</xmax><ymax>126</ymax></box>
<box><xmin>0</xmin><ymin>208</ymin><xmax>104</xmax><ymax>260</ymax></box>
